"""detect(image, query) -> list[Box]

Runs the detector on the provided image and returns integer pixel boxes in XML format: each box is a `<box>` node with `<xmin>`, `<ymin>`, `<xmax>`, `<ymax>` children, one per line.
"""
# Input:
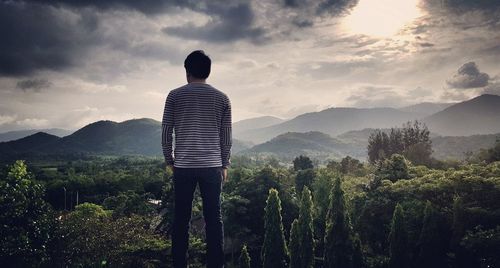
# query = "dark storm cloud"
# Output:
<box><xmin>446</xmin><ymin>62</ymin><xmax>490</xmax><ymax>89</ymax></box>
<box><xmin>16</xmin><ymin>78</ymin><xmax>52</xmax><ymax>92</ymax></box>
<box><xmin>163</xmin><ymin>3</ymin><xmax>265</xmax><ymax>43</ymax></box>
<box><xmin>29</xmin><ymin>0</ymin><xmax>178</xmax><ymax>14</ymax></box>
<box><xmin>0</xmin><ymin>1</ymin><xmax>99</xmax><ymax>76</ymax></box>
<box><xmin>284</xmin><ymin>0</ymin><xmax>359</xmax><ymax>15</ymax></box>
<box><xmin>424</xmin><ymin>0</ymin><xmax>500</xmax><ymax>13</ymax></box>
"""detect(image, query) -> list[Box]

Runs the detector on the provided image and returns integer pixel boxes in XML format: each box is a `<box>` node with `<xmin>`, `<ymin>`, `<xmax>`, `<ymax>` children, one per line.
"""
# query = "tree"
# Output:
<box><xmin>262</xmin><ymin>188</ymin><xmax>288</xmax><ymax>268</ymax></box>
<box><xmin>367</xmin><ymin>121</ymin><xmax>432</xmax><ymax>165</ymax></box>
<box><xmin>417</xmin><ymin>201</ymin><xmax>446</xmax><ymax>268</ymax></box>
<box><xmin>324</xmin><ymin>176</ymin><xmax>355</xmax><ymax>268</ymax></box>
<box><xmin>352</xmin><ymin>236</ymin><xmax>365</xmax><ymax>268</ymax></box>
<box><xmin>375</xmin><ymin>154</ymin><xmax>410</xmax><ymax>182</ymax></box>
<box><xmin>339</xmin><ymin>156</ymin><xmax>364</xmax><ymax>175</ymax></box>
<box><xmin>0</xmin><ymin>160</ymin><xmax>53</xmax><ymax>266</ymax></box>
<box><xmin>289</xmin><ymin>220</ymin><xmax>301</xmax><ymax>268</ymax></box>
<box><xmin>298</xmin><ymin>187</ymin><xmax>314</xmax><ymax>268</ymax></box>
<box><xmin>388</xmin><ymin>204</ymin><xmax>409</xmax><ymax>268</ymax></box>
<box><xmin>312</xmin><ymin>170</ymin><xmax>334</xmax><ymax>257</ymax></box>
<box><xmin>293</xmin><ymin>155</ymin><xmax>314</xmax><ymax>171</ymax></box>
<box><xmin>368</xmin><ymin>130</ymin><xmax>390</xmax><ymax>164</ymax></box>
<box><xmin>239</xmin><ymin>244</ymin><xmax>251</xmax><ymax>268</ymax></box>
<box><xmin>295</xmin><ymin>168</ymin><xmax>315</xmax><ymax>195</ymax></box>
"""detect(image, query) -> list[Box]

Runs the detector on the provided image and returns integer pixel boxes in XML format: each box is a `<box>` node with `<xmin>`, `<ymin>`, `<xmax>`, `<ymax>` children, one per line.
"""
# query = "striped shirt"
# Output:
<box><xmin>162</xmin><ymin>82</ymin><xmax>232</xmax><ymax>168</ymax></box>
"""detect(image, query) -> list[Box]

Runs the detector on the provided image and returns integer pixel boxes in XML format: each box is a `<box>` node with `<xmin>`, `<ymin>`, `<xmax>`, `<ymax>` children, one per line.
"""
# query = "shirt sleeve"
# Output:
<box><xmin>162</xmin><ymin>91</ymin><xmax>175</xmax><ymax>165</ymax></box>
<box><xmin>220</xmin><ymin>97</ymin><xmax>232</xmax><ymax>168</ymax></box>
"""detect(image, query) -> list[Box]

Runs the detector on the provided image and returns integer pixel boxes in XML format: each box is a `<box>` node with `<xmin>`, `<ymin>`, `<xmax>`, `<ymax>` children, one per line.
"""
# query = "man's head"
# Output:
<box><xmin>184</xmin><ymin>50</ymin><xmax>211</xmax><ymax>82</ymax></box>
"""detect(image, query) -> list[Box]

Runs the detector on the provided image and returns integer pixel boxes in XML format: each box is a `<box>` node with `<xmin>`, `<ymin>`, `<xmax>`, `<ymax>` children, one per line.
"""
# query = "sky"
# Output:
<box><xmin>1</xmin><ymin>0</ymin><xmax>500</xmax><ymax>132</ymax></box>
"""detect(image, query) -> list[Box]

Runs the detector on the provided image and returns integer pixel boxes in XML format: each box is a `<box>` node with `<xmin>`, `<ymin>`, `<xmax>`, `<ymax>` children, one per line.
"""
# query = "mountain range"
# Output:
<box><xmin>0</xmin><ymin>94</ymin><xmax>499</xmax><ymax>162</ymax></box>
<box><xmin>235</xmin><ymin>94</ymin><xmax>500</xmax><ymax>143</ymax></box>
<box><xmin>0</xmin><ymin>128</ymin><xmax>72</xmax><ymax>142</ymax></box>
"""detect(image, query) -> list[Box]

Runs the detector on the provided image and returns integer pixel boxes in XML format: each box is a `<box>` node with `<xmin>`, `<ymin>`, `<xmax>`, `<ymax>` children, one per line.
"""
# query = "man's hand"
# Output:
<box><xmin>222</xmin><ymin>168</ymin><xmax>228</xmax><ymax>183</ymax></box>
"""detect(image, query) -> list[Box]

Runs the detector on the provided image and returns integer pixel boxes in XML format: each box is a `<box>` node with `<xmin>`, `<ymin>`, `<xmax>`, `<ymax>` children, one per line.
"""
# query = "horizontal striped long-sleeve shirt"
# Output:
<box><xmin>162</xmin><ymin>82</ymin><xmax>232</xmax><ymax>168</ymax></box>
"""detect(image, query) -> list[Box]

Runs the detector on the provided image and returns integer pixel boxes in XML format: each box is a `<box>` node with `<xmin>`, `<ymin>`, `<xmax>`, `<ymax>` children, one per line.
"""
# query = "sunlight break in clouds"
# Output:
<box><xmin>341</xmin><ymin>0</ymin><xmax>423</xmax><ymax>37</ymax></box>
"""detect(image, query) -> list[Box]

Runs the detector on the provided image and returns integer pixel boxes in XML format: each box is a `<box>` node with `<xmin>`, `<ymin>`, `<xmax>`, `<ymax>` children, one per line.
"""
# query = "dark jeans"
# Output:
<box><xmin>172</xmin><ymin>167</ymin><xmax>224</xmax><ymax>268</ymax></box>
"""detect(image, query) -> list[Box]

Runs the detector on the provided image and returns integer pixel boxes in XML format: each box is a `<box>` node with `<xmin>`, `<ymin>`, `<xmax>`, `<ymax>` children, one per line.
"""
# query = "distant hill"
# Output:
<box><xmin>0</xmin><ymin>132</ymin><xmax>61</xmax><ymax>159</ymax></box>
<box><xmin>53</xmin><ymin>118</ymin><xmax>162</xmax><ymax>155</ymax></box>
<box><xmin>431</xmin><ymin>134</ymin><xmax>499</xmax><ymax>160</ymax></box>
<box><xmin>424</xmin><ymin>94</ymin><xmax>500</xmax><ymax>136</ymax></box>
<box><xmin>0</xmin><ymin>128</ymin><xmax>72</xmax><ymax>142</ymax></box>
<box><xmin>236</xmin><ymin>107</ymin><xmax>419</xmax><ymax>143</ymax></box>
<box><xmin>239</xmin><ymin>131</ymin><xmax>366</xmax><ymax>161</ymax></box>
<box><xmin>233</xmin><ymin>116</ymin><xmax>284</xmax><ymax>137</ymax></box>
<box><xmin>399</xmin><ymin>102</ymin><xmax>454</xmax><ymax>117</ymax></box>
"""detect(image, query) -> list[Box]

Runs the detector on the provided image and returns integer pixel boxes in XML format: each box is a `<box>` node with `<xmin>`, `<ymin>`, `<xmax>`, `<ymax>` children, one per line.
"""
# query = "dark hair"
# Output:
<box><xmin>184</xmin><ymin>50</ymin><xmax>211</xmax><ymax>79</ymax></box>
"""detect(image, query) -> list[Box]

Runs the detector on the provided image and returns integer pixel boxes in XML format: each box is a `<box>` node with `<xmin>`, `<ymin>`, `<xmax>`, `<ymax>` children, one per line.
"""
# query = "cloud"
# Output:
<box><xmin>446</xmin><ymin>62</ymin><xmax>490</xmax><ymax>89</ymax></box>
<box><xmin>163</xmin><ymin>3</ymin><xmax>265</xmax><ymax>43</ymax></box>
<box><xmin>481</xmin><ymin>79</ymin><xmax>500</xmax><ymax>95</ymax></box>
<box><xmin>16</xmin><ymin>78</ymin><xmax>52</xmax><ymax>92</ymax></box>
<box><xmin>345</xmin><ymin>85</ymin><xmax>411</xmax><ymax>108</ymax></box>
<box><xmin>0</xmin><ymin>2</ymin><xmax>99</xmax><ymax>76</ymax></box>
<box><xmin>423</xmin><ymin>0</ymin><xmax>500</xmax><ymax>13</ymax></box>
<box><xmin>284</xmin><ymin>0</ymin><xmax>359</xmax><ymax>15</ymax></box>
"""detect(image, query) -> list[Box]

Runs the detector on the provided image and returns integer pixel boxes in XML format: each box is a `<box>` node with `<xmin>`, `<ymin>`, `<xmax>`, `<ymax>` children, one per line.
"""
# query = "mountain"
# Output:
<box><xmin>0</xmin><ymin>132</ymin><xmax>61</xmax><ymax>159</ymax></box>
<box><xmin>431</xmin><ymin>134</ymin><xmax>499</xmax><ymax>160</ymax></box>
<box><xmin>240</xmin><ymin>131</ymin><xmax>366</xmax><ymax>161</ymax></box>
<box><xmin>424</xmin><ymin>94</ymin><xmax>500</xmax><ymax>136</ymax></box>
<box><xmin>399</xmin><ymin>102</ymin><xmax>454</xmax><ymax>117</ymax></box>
<box><xmin>236</xmin><ymin>107</ymin><xmax>420</xmax><ymax>143</ymax></box>
<box><xmin>233</xmin><ymin>116</ymin><xmax>284</xmax><ymax>137</ymax></box>
<box><xmin>48</xmin><ymin>118</ymin><xmax>163</xmax><ymax>155</ymax></box>
<box><xmin>0</xmin><ymin>128</ymin><xmax>72</xmax><ymax>142</ymax></box>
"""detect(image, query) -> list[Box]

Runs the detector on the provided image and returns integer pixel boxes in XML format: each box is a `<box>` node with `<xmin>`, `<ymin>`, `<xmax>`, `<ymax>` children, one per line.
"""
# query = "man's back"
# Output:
<box><xmin>162</xmin><ymin>82</ymin><xmax>232</xmax><ymax>168</ymax></box>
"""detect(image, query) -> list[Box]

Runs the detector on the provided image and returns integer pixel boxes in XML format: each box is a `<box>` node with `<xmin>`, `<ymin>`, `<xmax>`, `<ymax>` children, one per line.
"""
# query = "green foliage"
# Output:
<box><xmin>262</xmin><ymin>188</ymin><xmax>288</xmax><ymax>268</ymax></box>
<box><xmin>295</xmin><ymin>168</ymin><xmax>315</xmax><ymax>194</ymax></box>
<box><xmin>239</xmin><ymin>244</ymin><xmax>251</xmax><ymax>268</ymax></box>
<box><xmin>312</xmin><ymin>169</ymin><xmax>334</xmax><ymax>256</ymax></box>
<box><xmin>298</xmin><ymin>186</ymin><xmax>314</xmax><ymax>268</ymax></box>
<box><xmin>375</xmin><ymin>154</ymin><xmax>410</xmax><ymax>182</ymax></box>
<box><xmin>0</xmin><ymin>160</ymin><xmax>53</xmax><ymax>266</ymax></box>
<box><xmin>340</xmin><ymin>156</ymin><xmax>364</xmax><ymax>176</ymax></box>
<box><xmin>103</xmin><ymin>190</ymin><xmax>154</xmax><ymax>218</ymax></box>
<box><xmin>293</xmin><ymin>155</ymin><xmax>314</xmax><ymax>171</ymax></box>
<box><xmin>477</xmin><ymin>138</ymin><xmax>500</xmax><ymax>163</ymax></box>
<box><xmin>324</xmin><ymin>176</ymin><xmax>356</xmax><ymax>268</ymax></box>
<box><xmin>368</xmin><ymin>121</ymin><xmax>432</xmax><ymax>165</ymax></box>
<box><xmin>53</xmin><ymin>203</ymin><xmax>171</xmax><ymax>267</ymax></box>
<box><xmin>460</xmin><ymin>226</ymin><xmax>500</xmax><ymax>268</ymax></box>
<box><xmin>416</xmin><ymin>201</ymin><xmax>447</xmax><ymax>268</ymax></box>
<box><xmin>289</xmin><ymin>220</ymin><xmax>301</xmax><ymax>268</ymax></box>
<box><xmin>388</xmin><ymin>204</ymin><xmax>409</xmax><ymax>268</ymax></box>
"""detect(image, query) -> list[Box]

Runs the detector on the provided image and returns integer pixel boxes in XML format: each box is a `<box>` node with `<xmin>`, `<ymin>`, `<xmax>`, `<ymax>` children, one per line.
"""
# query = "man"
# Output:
<box><xmin>162</xmin><ymin>50</ymin><xmax>231</xmax><ymax>268</ymax></box>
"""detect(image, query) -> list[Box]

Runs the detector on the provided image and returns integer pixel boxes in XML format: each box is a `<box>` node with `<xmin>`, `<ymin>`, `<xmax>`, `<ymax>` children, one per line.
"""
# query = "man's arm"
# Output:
<box><xmin>162</xmin><ymin>92</ymin><xmax>175</xmax><ymax>166</ymax></box>
<box><xmin>220</xmin><ymin>97</ymin><xmax>232</xmax><ymax>170</ymax></box>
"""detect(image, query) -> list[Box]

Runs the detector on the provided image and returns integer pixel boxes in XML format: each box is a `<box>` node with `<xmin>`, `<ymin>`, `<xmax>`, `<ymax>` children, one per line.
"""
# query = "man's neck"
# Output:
<box><xmin>188</xmin><ymin>79</ymin><xmax>206</xmax><ymax>84</ymax></box>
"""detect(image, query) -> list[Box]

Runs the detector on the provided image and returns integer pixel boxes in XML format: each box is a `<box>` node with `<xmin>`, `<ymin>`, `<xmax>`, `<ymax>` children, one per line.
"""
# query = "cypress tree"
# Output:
<box><xmin>262</xmin><ymin>188</ymin><xmax>288</xmax><ymax>268</ymax></box>
<box><xmin>324</xmin><ymin>176</ymin><xmax>354</xmax><ymax>268</ymax></box>
<box><xmin>389</xmin><ymin>204</ymin><xmax>409</xmax><ymax>268</ymax></box>
<box><xmin>239</xmin><ymin>244</ymin><xmax>251</xmax><ymax>268</ymax></box>
<box><xmin>299</xmin><ymin>186</ymin><xmax>315</xmax><ymax>268</ymax></box>
<box><xmin>289</xmin><ymin>220</ymin><xmax>301</xmax><ymax>268</ymax></box>
<box><xmin>417</xmin><ymin>201</ymin><xmax>446</xmax><ymax>268</ymax></box>
<box><xmin>450</xmin><ymin>196</ymin><xmax>466</xmax><ymax>250</ymax></box>
<box><xmin>352</xmin><ymin>236</ymin><xmax>365</xmax><ymax>268</ymax></box>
